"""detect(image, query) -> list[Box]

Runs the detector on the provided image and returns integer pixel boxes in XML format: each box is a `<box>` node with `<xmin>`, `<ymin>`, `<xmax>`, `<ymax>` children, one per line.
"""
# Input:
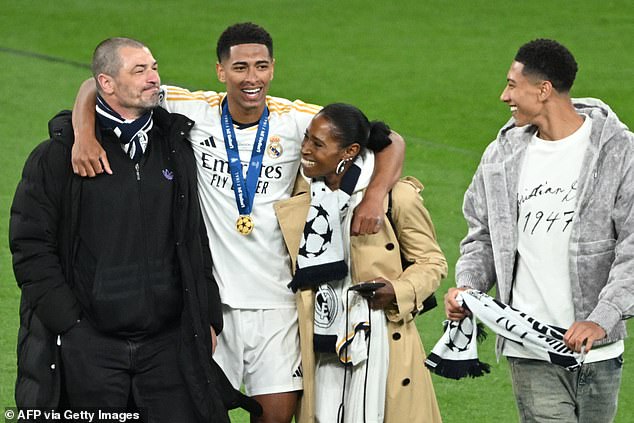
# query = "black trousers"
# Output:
<box><xmin>60</xmin><ymin>320</ymin><xmax>200</xmax><ymax>423</ymax></box>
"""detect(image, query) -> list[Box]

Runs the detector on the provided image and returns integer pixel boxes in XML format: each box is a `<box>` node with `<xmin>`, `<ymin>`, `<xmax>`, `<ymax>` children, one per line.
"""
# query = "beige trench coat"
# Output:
<box><xmin>274</xmin><ymin>176</ymin><xmax>447</xmax><ymax>423</ymax></box>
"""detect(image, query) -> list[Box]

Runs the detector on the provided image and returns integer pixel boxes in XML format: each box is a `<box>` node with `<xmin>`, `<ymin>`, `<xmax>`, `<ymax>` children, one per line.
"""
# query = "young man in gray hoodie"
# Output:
<box><xmin>445</xmin><ymin>39</ymin><xmax>633</xmax><ymax>423</ymax></box>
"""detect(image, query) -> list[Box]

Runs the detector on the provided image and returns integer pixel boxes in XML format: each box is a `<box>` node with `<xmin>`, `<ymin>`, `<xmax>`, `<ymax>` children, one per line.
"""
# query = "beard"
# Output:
<box><xmin>136</xmin><ymin>88</ymin><xmax>160</xmax><ymax>110</ymax></box>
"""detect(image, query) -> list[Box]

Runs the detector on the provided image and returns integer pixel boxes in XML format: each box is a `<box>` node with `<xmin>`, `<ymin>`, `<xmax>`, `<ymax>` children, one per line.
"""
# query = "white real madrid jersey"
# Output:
<box><xmin>160</xmin><ymin>85</ymin><xmax>319</xmax><ymax>308</ymax></box>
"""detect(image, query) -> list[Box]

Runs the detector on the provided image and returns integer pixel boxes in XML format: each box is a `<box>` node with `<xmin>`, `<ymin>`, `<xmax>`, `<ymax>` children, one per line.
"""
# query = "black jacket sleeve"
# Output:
<box><xmin>200</xmin><ymin>217</ymin><xmax>223</xmax><ymax>335</ymax></box>
<box><xmin>9</xmin><ymin>112</ymin><xmax>81</xmax><ymax>333</ymax></box>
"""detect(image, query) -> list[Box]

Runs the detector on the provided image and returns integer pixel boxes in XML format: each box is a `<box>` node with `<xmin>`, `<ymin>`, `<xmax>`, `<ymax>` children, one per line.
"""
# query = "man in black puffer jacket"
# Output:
<box><xmin>9</xmin><ymin>37</ymin><xmax>260</xmax><ymax>422</ymax></box>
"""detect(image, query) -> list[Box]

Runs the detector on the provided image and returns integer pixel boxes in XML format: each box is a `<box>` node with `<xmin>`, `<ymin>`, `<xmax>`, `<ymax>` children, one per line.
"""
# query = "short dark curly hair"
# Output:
<box><xmin>515</xmin><ymin>39</ymin><xmax>578</xmax><ymax>93</ymax></box>
<box><xmin>216</xmin><ymin>22</ymin><xmax>273</xmax><ymax>62</ymax></box>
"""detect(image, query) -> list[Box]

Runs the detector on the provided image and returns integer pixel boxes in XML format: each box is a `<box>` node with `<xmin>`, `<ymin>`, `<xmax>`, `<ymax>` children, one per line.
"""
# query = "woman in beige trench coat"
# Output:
<box><xmin>274</xmin><ymin>103</ymin><xmax>447</xmax><ymax>422</ymax></box>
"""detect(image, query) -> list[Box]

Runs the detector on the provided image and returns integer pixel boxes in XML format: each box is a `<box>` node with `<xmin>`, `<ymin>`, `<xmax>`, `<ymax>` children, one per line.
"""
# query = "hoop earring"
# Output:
<box><xmin>336</xmin><ymin>157</ymin><xmax>350</xmax><ymax>175</ymax></box>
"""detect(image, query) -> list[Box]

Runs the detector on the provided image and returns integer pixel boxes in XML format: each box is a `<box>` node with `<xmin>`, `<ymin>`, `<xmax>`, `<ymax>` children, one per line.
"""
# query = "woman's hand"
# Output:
<box><xmin>355</xmin><ymin>277</ymin><xmax>395</xmax><ymax>310</ymax></box>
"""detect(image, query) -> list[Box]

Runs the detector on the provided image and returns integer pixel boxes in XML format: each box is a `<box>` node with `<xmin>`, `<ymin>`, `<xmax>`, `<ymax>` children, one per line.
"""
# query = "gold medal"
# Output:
<box><xmin>236</xmin><ymin>215</ymin><xmax>254</xmax><ymax>235</ymax></box>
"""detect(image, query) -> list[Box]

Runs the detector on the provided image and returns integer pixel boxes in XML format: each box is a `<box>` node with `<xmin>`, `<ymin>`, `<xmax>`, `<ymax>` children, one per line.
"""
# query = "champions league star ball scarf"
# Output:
<box><xmin>287</xmin><ymin>162</ymin><xmax>363</xmax><ymax>294</ymax></box>
<box><xmin>288</xmin><ymin>154</ymin><xmax>376</xmax><ymax>353</ymax></box>
<box><xmin>426</xmin><ymin>290</ymin><xmax>584</xmax><ymax>379</ymax></box>
<box><xmin>96</xmin><ymin>94</ymin><xmax>154</xmax><ymax>163</ymax></box>
<box><xmin>289</xmin><ymin>154</ymin><xmax>389</xmax><ymax>422</ymax></box>
<box><xmin>425</xmin><ymin>310</ymin><xmax>491</xmax><ymax>380</ymax></box>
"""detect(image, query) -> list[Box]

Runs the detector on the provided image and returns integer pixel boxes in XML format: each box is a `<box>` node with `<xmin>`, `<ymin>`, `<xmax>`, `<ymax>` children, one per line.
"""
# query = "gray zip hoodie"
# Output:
<box><xmin>456</xmin><ymin>98</ymin><xmax>634</xmax><ymax>354</ymax></box>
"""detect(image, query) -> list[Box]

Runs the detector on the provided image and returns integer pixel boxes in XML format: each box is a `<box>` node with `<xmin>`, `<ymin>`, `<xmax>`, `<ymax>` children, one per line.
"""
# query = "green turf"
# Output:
<box><xmin>1</xmin><ymin>1</ymin><xmax>633</xmax><ymax>421</ymax></box>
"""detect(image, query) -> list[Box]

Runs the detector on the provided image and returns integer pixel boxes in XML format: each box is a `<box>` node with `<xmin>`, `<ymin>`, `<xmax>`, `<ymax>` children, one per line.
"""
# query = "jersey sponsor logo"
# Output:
<box><xmin>201</xmin><ymin>153</ymin><xmax>283</xmax><ymax>194</ymax></box>
<box><xmin>201</xmin><ymin>154</ymin><xmax>283</xmax><ymax>179</ymax></box>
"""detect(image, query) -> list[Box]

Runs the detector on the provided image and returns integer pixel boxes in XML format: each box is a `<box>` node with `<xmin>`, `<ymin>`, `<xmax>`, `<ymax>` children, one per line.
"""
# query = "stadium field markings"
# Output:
<box><xmin>0</xmin><ymin>46</ymin><xmax>90</xmax><ymax>70</ymax></box>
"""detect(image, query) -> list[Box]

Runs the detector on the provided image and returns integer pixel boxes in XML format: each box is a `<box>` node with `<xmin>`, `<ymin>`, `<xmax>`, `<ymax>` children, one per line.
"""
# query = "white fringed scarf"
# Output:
<box><xmin>426</xmin><ymin>290</ymin><xmax>584</xmax><ymax>379</ymax></box>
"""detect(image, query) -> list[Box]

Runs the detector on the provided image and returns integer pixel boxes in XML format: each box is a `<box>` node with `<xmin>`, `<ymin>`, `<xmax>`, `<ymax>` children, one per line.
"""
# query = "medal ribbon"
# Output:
<box><xmin>221</xmin><ymin>100</ymin><xmax>269</xmax><ymax>217</ymax></box>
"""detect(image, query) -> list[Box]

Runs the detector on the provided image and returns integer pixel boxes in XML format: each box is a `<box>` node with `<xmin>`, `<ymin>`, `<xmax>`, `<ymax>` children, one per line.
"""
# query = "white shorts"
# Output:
<box><xmin>214</xmin><ymin>305</ymin><xmax>303</xmax><ymax>396</ymax></box>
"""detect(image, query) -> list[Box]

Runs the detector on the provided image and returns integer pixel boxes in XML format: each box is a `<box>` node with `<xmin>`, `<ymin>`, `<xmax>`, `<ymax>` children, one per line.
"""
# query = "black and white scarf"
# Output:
<box><xmin>96</xmin><ymin>94</ymin><xmax>153</xmax><ymax>162</ymax></box>
<box><xmin>289</xmin><ymin>154</ymin><xmax>376</xmax><ymax>352</ymax></box>
<box><xmin>288</xmin><ymin>160</ymin><xmax>363</xmax><ymax>293</ymax></box>
<box><xmin>291</xmin><ymin>153</ymin><xmax>389</xmax><ymax>422</ymax></box>
<box><xmin>425</xmin><ymin>289</ymin><xmax>584</xmax><ymax>380</ymax></box>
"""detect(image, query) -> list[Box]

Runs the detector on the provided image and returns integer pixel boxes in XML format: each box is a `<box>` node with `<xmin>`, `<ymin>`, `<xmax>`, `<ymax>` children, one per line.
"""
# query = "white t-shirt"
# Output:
<box><xmin>504</xmin><ymin>115</ymin><xmax>624</xmax><ymax>362</ymax></box>
<box><xmin>160</xmin><ymin>85</ymin><xmax>319</xmax><ymax>308</ymax></box>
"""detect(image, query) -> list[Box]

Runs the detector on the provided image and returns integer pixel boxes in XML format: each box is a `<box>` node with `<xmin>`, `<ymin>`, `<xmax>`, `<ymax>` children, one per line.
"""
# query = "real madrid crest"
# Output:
<box><xmin>266</xmin><ymin>135</ymin><xmax>283</xmax><ymax>159</ymax></box>
<box><xmin>314</xmin><ymin>284</ymin><xmax>338</xmax><ymax>329</ymax></box>
<box><xmin>236</xmin><ymin>215</ymin><xmax>254</xmax><ymax>235</ymax></box>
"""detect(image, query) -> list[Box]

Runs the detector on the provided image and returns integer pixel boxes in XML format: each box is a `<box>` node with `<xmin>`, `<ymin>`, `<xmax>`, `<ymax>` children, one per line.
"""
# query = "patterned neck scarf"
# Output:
<box><xmin>95</xmin><ymin>94</ymin><xmax>153</xmax><ymax>163</ymax></box>
<box><xmin>288</xmin><ymin>161</ymin><xmax>361</xmax><ymax>294</ymax></box>
<box><xmin>425</xmin><ymin>289</ymin><xmax>584</xmax><ymax>380</ymax></box>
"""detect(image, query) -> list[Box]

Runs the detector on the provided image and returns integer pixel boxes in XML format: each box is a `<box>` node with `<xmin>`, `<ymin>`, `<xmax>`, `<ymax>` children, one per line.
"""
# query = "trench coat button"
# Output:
<box><xmin>385</xmin><ymin>243</ymin><xmax>395</xmax><ymax>251</ymax></box>
<box><xmin>194</xmin><ymin>333</ymin><xmax>198</xmax><ymax>338</ymax></box>
<box><xmin>392</xmin><ymin>332</ymin><xmax>401</xmax><ymax>340</ymax></box>
<box><xmin>50</xmin><ymin>364</ymin><xmax>56</xmax><ymax>370</ymax></box>
<box><xmin>180</xmin><ymin>131</ymin><xmax>185</xmax><ymax>136</ymax></box>
<box><xmin>175</xmin><ymin>241</ymin><xmax>181</xmax><ymax>246</ymax></box>
<box><xmin>402</xmin><ymin>378</ymin><xmax>410</xmax><ymax>386</ymax></box>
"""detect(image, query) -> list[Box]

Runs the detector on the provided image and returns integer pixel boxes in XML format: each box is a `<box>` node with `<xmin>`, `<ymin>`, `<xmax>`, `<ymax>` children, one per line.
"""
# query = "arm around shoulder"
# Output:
<box><xmin>72</xmin><ymin>78</ymin><xmax>111</xmax><ymax>177</ymax></box>
<box><xmin>352</xmin><ymin>131</ymin><xmax>405</xmax><ymax>235</ymax></box>
<box><xmin>368</xmin><ymin>131</ymin><xmax>405</xmax><ymax>198</ymax></box>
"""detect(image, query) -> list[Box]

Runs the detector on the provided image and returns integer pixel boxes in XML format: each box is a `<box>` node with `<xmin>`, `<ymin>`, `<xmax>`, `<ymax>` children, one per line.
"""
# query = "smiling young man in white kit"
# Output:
<box><xmin>71</xmin><ymin>23</ymin><xmax>404</xmax><ymax>423</ymax></box>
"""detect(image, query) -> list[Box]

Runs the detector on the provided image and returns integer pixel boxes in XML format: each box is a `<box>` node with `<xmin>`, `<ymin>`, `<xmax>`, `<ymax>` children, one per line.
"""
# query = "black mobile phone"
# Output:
<box><xmin>349</xmin><ymin>282</ymin><xmax>385</xmax><ymax>293</ymax></box>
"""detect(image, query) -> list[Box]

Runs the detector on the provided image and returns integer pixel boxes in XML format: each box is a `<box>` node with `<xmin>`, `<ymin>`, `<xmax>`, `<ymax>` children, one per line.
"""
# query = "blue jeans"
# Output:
<box><xmin>507</xmin><ymin>356</ymin><xmax>623</xmax><ymax>423</ymax></box>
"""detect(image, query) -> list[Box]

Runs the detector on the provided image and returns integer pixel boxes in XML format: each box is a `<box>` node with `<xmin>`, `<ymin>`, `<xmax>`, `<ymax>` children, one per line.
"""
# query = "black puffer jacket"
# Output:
<box><xmin>9</xmin><ymin>108</ymin><xmax>253</xmax><ymax>421</ymax></box>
